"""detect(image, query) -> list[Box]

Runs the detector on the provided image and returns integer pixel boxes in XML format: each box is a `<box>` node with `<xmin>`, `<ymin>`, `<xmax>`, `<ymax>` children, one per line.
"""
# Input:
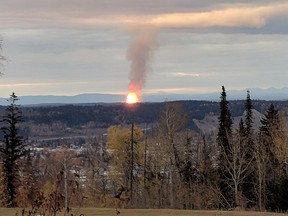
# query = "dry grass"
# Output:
<box><xmin>1</xmin><ymin>208</ymin><xmax>287</xmax><ymax>216</ymax></box>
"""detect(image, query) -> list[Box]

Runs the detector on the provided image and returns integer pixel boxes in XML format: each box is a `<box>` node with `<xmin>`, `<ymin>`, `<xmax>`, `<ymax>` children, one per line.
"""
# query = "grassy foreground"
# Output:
<box><xmin>1</xmin><ymin>208</ymin><xmax>287</xmax><ymax>216</ymax></box>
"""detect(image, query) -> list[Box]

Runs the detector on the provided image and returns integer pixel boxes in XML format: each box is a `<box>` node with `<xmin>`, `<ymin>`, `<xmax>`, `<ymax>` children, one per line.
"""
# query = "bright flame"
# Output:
<box><xmin>126</xmin><ymin>92</ymin><xmax>139</xmax><ymax>104</ymax></box>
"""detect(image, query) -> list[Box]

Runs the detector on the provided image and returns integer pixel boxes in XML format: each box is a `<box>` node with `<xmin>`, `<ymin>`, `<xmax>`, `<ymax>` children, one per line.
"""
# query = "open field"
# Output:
<box><xmin>1</xmin><ymin>208</ymin><xmax>287</xmax><ymax>216</ymax></box>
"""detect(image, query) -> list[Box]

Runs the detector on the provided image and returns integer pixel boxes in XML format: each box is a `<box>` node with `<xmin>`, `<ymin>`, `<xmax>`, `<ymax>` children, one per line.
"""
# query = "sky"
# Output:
<box><xmin>0</xmin><ymin>0</ymin><xmax>288</xmax><ymax>99</ymax></box>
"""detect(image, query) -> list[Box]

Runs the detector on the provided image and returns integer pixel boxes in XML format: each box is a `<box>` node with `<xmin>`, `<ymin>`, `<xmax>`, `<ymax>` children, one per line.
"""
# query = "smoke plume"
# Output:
<box><xmin>126</xmin><ymin>25</ymin><xmax>157</xmax><ymax>99</ymax></box>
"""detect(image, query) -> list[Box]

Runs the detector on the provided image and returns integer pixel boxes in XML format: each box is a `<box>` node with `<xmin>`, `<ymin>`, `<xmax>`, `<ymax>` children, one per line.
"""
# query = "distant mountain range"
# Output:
<box><xmin>0</xmin><ymin>87</ymin><xmax>287</xmax><ymax>106</ymax></box>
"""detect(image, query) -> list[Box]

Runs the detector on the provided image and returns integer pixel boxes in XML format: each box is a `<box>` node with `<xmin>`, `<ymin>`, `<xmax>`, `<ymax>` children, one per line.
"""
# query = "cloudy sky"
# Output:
<box><xmin>0</xmin><ymin>0</ymin><xmax>288</xmax><ymax>99</ymax></box>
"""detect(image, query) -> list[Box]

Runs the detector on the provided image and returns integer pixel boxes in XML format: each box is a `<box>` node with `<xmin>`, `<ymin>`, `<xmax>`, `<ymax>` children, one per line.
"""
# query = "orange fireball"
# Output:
<box><xmin>126</xmin><ymin>92</ymin><xmax>139</xmax><ymax>104</ymax></box>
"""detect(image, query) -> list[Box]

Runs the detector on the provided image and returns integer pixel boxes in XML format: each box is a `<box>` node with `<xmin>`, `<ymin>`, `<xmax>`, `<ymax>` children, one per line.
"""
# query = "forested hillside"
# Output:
<box><xmin>0</xmin><ymin>100</ymin><xmax>286</xmax><ymax>138</ymax></box>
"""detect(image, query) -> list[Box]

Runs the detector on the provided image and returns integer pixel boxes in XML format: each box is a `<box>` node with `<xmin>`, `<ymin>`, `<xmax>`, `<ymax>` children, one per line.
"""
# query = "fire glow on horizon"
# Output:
<box><xmin>126</xmin><ymin>92</ymin><xmax>139</xmax><ymax>104</ymax></box>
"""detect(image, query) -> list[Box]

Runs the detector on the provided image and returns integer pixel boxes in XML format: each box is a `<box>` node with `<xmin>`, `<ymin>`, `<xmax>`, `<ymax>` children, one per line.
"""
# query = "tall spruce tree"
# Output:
<box><xmin>260</xmin><ymin>104</ymin><xmax>280</xmax><ymax>136</ymax></box>
<box><xmin>0</xmin><ymin>93</ymin><xmax>27</xmax><ymax>207</ymax></box>
<box><xmin>217</xmin><ymin>86</ymin><xmax>232</xmax><ymax>154</ymax></box>
<box><xmin>242</xmin><ymin>90</ymin><xmax>256</xmax><ymax>208</ymax></box>
<box><xmin>244</xmin><ymin>90</ymin><xmax>253</xmax><ymax>136</ymax></box>
<box><xmin>217</xmin><ymin>86</ymin><xmax>233</xmax><ymax>208</ymax></box>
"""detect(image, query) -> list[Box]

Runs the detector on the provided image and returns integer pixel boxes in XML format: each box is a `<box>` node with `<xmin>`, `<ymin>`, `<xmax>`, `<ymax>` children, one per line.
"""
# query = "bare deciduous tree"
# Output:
<box><xmin>155</xmin><ymin>102</ymin><xmax>187</xmax><ymax>208</ymax></box>
<box><xmin>81</xmin><ymin>136</ymin><xmax>109</xmax><ymax>206</ymax></box>
<box><xmin>219</xmin><ymin>125</ymin><xmax>254</xmax><ymax>208</ymax></box>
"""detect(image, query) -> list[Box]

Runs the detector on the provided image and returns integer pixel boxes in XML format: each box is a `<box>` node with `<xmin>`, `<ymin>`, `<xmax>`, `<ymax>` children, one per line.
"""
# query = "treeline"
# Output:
<box><xmin>1</xmin><ymin>99</ymin><xmax>287</xmax><ymax>136</ymax></box>
<box><xmin>21</xmin><ymin>100</ymin><xmax>287</xmax><ymax>127</ymax></box>
<box><xmin>0</xmin><ymin>89</ymin><xmax>288</xmax><ymax>214</ymax></box>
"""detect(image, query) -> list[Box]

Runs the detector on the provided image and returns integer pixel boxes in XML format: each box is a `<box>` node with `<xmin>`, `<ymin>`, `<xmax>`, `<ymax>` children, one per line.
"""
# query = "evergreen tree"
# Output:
<box><xmin>242</xmin><ymin>90</ymin><xmax>256</xmax><ymax>208</ymax></box>
<box><xmin>244</xmin><ymin>90</ymin><xmax>253</xmax><ymax>137</ymax></box>
<box><xmin>260</xmin><ymin>104</ymin><xmax>280</xmax><ymax>170</ymax></box>
<box><xmin>260</xmin><ymin>104</ymin><xmax>280</xmax><ymax>136</ymax></box>
<box><xmin>217</xmin><ymin>86</ymin><xmax>232</xmax><ymax>154</ymax></box>
<box><xmin>0</xmin><ymin>93</ymin><xmax>28</xmax><ymax>207</ymax></box>
<box><xmin>217</xmin><ymin>86</ymin><xmax>233</xmax><ymax>208</ymax></box>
